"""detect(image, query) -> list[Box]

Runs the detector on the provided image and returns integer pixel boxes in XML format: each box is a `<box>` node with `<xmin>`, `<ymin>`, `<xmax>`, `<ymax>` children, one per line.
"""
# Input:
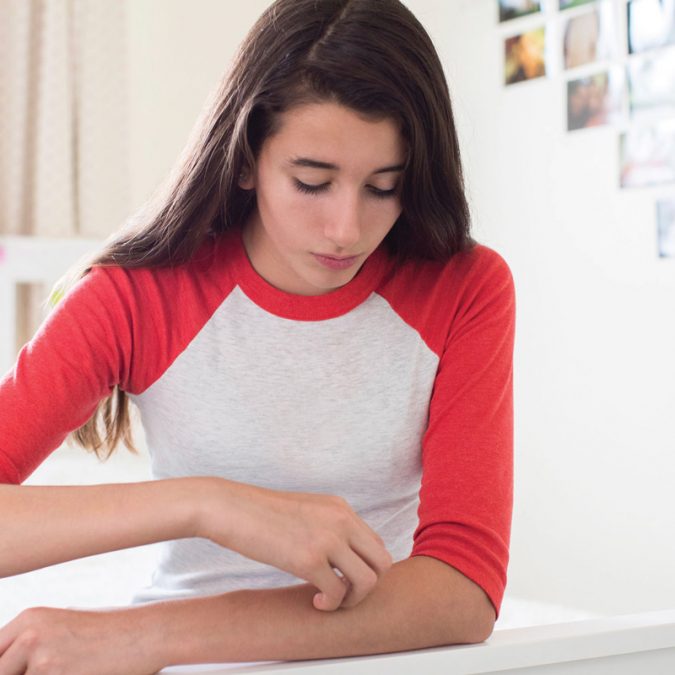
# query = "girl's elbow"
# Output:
<box><xmin>462</xmin><ymin>599</ymin><xmax>496</xmax><ymax>644</ymax></box>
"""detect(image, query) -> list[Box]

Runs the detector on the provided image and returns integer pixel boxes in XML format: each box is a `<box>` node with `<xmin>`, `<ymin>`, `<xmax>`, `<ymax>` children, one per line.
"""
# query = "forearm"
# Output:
<box><xmin>143</xmin><ymin>555</ymin><xmax>495</xmax><ymax>666</ymax></box>
<box><xmin>0</xmin><ymin>478</ymin><xmax>203</xmax><ymax>577</ymax></box>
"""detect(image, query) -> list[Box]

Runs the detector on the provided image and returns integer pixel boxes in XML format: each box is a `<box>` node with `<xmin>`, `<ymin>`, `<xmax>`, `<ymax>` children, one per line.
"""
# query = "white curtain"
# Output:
<box><xmin>0</xmin><ymin>0</ymin><xmax>130</xmax><ymax>238</ymax></box>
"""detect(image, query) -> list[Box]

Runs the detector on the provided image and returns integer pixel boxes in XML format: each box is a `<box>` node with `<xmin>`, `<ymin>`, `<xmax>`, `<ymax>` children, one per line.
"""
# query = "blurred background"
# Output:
<box><xmin>1</xmin><ymin>0</ymin><xmax>674</xmax><ymax>630</ymax></box>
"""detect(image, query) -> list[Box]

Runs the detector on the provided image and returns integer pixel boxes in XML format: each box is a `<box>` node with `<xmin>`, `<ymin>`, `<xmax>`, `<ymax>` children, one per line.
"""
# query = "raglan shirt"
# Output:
<box><xmin>0</xmin><ymin>227</ymin><xmax>515</xmax><ymax>617</ymax></box>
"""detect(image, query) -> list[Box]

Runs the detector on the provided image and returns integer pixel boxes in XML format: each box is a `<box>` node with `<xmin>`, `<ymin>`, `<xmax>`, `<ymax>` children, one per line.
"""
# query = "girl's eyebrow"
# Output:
<box><xmin>289</xmin><ymin>157</ymin><xmax>405</xmax><ymax>174</ymax></box>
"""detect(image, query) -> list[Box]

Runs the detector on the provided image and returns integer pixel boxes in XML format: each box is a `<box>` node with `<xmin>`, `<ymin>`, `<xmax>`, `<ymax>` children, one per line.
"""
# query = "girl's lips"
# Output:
<box><xmin>312</xmin><ymin>253</ymin><xmax>360</xmax><ymax>270</ymax></box>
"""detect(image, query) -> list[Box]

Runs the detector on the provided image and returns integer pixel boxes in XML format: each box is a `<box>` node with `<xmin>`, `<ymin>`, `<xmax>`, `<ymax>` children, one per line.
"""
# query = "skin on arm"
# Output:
<box><xmin>0</xmin><ymin>476</ymin><xmax>391</xmax><ymax>609</ymax></box>
<box><xmin>0</xmin><ymin>556</ymin><xmax>495</xmax><ymax>674</ymax></box>
<box><xmin>0</xmin><ymin>475</ymin><xmax>494</xmax><ymax>673</ymax></box>
<box><xmin>0</xmin><ymin>479</ymin><xmax>198</xmax><ymax>578</ymax></box>
<box><xmin>155</xmin><ymin>555</ymin><xmax>496</xmax><ymax>664</ymax></box>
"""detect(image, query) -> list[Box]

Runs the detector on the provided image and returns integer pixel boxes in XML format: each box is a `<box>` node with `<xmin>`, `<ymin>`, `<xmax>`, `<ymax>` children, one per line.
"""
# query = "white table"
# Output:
<box><xmin>160</xmin><ymin>609</ymin><xmax>675</xmax><ymax>674</ymax></box>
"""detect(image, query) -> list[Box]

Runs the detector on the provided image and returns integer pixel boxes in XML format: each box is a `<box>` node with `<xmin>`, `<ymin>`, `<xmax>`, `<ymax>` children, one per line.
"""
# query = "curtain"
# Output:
<box><xmin>0</xmin><ymin>0</ymin><xmax>130</xmax><ymax>238</ymax></box>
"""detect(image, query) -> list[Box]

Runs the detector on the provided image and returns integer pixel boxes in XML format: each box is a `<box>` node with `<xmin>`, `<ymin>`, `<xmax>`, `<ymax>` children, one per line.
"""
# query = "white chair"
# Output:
<box><xmin>0</xmin><ymin>236</ymin><xmax>102</xmax><ymax>376</ymax></box>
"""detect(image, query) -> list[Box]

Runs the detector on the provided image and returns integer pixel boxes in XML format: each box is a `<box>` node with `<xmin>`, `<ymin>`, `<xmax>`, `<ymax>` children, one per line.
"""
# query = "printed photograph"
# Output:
<box><xmin>499</xmin><ymin>0</ymin><xmax>542</xmax><ymax>23</ymax></box>
<box><xmin>628</xmin><ymin>46</ymin><xmax>675</xmax><ymax>120</ymax></box>
<box><xmin>657</xmin><ymin>198</ymin><xmax>675</xmax><ymax>257</ymax></box>
<box><xmin>620</xmin><ymin>120</ymin><xmax>675</xmax><ymax>187</ymax></box>
<box><xmin>567</xmin><ymin>70</ymin><xmax>624</xmax><ymax>131</ymax></box>
<box><xmin>560</xmin><ymin>0</ymin><xmax>595</xmax><ymax>9</ymax></box>
<box><xmin>563</xmin><ymin>2</ymin><xmax>618</xmax><ymax>69</ymax></box>
<box><xmin>505</xmin><ymin>27</ymin><xmax>546</xmax><ymax>85</ymax></box>
<box><xmin>628</xmin><ymin>0</ymin><xmax>675</xmax><ymax>54</ymax></box>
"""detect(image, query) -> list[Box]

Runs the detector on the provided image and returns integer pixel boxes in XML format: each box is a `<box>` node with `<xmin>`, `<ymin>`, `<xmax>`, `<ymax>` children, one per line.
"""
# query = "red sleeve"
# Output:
<box><xmin>0</xmin><ymin>238</ymin><xmax>234</xmax><ymax>485</ymax></box>
<box><xmin>0</xmin><ymin>267</ymin><xmax>135</xmax><ymax>484</ymax></box>
<box><xmin>409</xmin><ymin>248</ymin><xmax>515</xmax><ymax>618</ymax></box>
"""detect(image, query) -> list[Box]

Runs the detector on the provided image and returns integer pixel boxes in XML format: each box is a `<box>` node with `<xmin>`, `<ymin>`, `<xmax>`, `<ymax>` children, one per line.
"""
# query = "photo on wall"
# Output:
<box><xmin>563</xmin><ymin>2</ymin><xmax>618</xmax><ymax>69</ymax></box>
<box><xmin>499</xmin><ymin>0</ymin><xmax>542</xmax><ymax>23</ymax></box>
<box><xmin>628</xmin><ymin>0</ymin><xmax>675</xmax><ymax>54</ymax></box>
<box><xmin>620</xmin><ymin>120</ymin><xmax>675</xmax><ymax>187</ymax></box>
<box><xmin>657</xmin><ymin>198</ymin><xmax>675</xmax><ymax>257</ymax></box>
<box><xmin>628</xmin><ymin>46</ymin><xmax>675</xmax><ymax>120</ymax></box>
<box><xmin>567</xmin><ymin>70</ymin><xmax>624</xmax><ymax>131</ymax></box>
<box><xmin>560</xmin><ymin>0</ymin><xmax>595</xmax><ymax>9</ymax></box>
<box><xmin>505</xmin><ymin>27</ymin><xmax>546</xmax><ymax>85</ymax></box>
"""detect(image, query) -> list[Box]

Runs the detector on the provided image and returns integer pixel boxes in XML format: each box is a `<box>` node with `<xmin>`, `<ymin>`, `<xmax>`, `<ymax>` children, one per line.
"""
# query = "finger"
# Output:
<box><xmin>0</xmin><ymin>618</ymin><xmax>20</xmax><ymax>657</ymax></box>
<box><xmin>346</xmin><ymin>512</ymin><xmax>392</xmax><ymax>558</ymax></box>
<box><xmin>0</xmin><ymin>636</ymin><xmax>29</xmax><ymax>675</ymax></box>
<box><xmin>349</xmin><ymin>526</ymin><xmax>394</xmax><ymax>576</ymax></box>
<box><xmin>326</xmin><ymin>548</ymin><xmax>379</xmax><ymax>608</ymax></box>
<box><xmin>311</xmin><ymin>565</ymin><xmax>350</xmax><ymax>612</ymax></box>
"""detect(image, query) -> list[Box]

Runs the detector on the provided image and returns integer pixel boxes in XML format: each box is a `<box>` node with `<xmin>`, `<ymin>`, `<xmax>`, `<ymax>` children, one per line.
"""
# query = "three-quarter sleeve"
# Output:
<box><xmin>410</xmin><ymin>249</ymin><xmax>515</xmax><ymax>618</ymax></box>
<box><xmin>0</xmin><ymin>267</ymin><xmax>134</xmax><ymax>484</ymax></box>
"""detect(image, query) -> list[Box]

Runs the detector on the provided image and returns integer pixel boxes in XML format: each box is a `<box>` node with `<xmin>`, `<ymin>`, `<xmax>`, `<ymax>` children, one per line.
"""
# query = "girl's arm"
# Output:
<box><xmin>0</xmin><ymin>556</ymin><xmax>493</xmax><ymax>674</ymax></box>
<box><xmin>158</xmin><ymin>555</ymin><xmax>495</xmax><ymax>661</ymax></box>
<box><xmin>0</xmin><ymin>476</ymin><xmax>392</xmax><ymax>611</ymax></box>
<box><xmin>0</xmin><ymin>479</ymin><xmax>199</xmax><ymax>578</ymax></box>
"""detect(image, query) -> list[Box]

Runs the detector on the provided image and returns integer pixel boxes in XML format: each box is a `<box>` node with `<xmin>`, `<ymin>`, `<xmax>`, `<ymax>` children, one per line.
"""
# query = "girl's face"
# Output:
<box><xmin>240</xmin><ymin>101</ymin><xmax>406</xmax><ymax>296</ymax></box>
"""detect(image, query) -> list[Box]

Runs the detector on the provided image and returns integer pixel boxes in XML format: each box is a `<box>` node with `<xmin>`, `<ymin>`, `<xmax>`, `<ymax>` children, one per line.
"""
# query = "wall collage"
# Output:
<box><xmin>498</xmin><ymin>0</ymin><xmax>675</xmax><ymax>258</ymax></box>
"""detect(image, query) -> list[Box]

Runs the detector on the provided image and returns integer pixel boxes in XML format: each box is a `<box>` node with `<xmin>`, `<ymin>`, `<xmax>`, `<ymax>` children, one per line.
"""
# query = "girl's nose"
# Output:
<box><xmin>324</xmin><ymin>197</ymin><xmax>361</xmax><ymax>251</ymax></box>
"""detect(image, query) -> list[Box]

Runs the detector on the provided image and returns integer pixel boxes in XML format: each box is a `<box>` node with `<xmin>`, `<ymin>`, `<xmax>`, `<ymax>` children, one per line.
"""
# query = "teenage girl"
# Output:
<box><xmin>0</xmin><ymin>1</ymin><xmax>515</xmax><ymax>672</ymax></box>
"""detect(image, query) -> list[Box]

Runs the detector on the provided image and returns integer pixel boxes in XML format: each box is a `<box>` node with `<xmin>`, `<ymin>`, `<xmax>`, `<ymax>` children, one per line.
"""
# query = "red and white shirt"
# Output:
<box><xmin>0</xmin><ymin>227</ymin><xmax>515</xmax><ymax>616</ymax></box>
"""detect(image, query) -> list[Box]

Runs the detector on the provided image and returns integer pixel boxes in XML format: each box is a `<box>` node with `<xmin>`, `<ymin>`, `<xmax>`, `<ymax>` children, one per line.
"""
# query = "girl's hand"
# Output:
<box><xmin>0</xmin><ymin>607</ymin><xmax>162</xmax><ymax>675</ymax></box>
<box><xmin>196</xmin><ymin>480</ymin><xmax>394</xmax><ymax>612</ymax></box>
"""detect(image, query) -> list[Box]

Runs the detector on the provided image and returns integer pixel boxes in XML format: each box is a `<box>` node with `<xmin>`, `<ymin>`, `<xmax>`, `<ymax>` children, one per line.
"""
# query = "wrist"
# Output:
<box><xmin>93</xmin><ymin>604</ymin><xmax>174</xmax><ymax>674</ymax></box>
<box><xmin>134</xmin><ymin>603</ymin><xmax>179</xmax><ymax>672</ymax></box>
<box><xmin>155</xmin><ymin>476</ymin><xmax>219</xmax><ymax>541</ymax></box>
<box><xmin>190</xmin><ymin>475</ymin><xmax>237</xmax><ymax>542</ymax></box>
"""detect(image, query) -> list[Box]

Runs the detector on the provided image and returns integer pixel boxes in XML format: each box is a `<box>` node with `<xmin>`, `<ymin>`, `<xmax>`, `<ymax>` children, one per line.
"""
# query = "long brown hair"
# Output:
<box><xmin>71</xmin><ymin>0</ymin><xmax>473</xmax><ymax>458</ymax></box>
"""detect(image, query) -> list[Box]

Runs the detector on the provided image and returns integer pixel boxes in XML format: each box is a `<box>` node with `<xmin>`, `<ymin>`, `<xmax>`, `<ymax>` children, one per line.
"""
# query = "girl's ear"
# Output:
<box><xmin>238</xmin><ymin>167</ymin><xmax>255</xmax><ymax>190</ymax></box>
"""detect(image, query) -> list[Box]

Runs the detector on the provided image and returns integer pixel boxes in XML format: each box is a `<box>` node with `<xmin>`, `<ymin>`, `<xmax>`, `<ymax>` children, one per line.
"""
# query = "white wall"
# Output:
<box><xmin>423</xmin><ymin>0</ymin><xmax>675</xmax><ymax>615</ymax></box>
<box><xmin>123</xmin><ymin>1</ymin><xmax>675</xmax><ymax>616</ymax></box>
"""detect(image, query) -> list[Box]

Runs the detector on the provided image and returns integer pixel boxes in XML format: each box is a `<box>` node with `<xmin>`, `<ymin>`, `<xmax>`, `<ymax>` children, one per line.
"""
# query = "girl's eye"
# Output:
<box><xmin>293</xmin><ymin>179</ymin><xmax>398</xmax><ymax>199</ymax></box>
<box><xmin>367</xmin><ymin>185</ymin><xmax>398</xmax><ymax>200</ymax></box>
<box><xmin>293</xmin><ymin>179</ymin><xmax>329</xmax><ymax>195</ymax></box>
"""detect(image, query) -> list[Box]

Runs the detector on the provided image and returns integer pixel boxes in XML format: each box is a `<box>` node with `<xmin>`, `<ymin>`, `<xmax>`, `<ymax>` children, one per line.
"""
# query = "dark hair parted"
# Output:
<box><xmin>71</xmin><ymin>0</ymin><xmax>473</xmax><ymax>458</ymax></box>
